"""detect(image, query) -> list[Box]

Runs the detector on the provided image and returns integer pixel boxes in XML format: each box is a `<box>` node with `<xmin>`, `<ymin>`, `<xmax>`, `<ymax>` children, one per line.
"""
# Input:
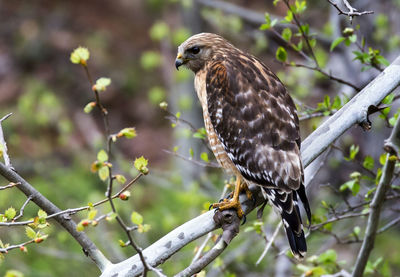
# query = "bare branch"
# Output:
<box><xmin>352</xmin><ymin>113</ymin><xmax>400</xmax><ymax>277</ymax></box>
<box><xmin>0</xmin><ymin>239</ymin><xmax>35</xmax><ymax>253</ymax></box>
<box><xmin>0</xmin><ymin>174</ymin><xmax>143</xmax><ymax>227</ymax></box>
<box><xmin>176</xmin><ymin>238</ymin><xmax>227</xmax><ymax>277</ymax></box>
<box><xmin>377</xmin><ymin>216</ymin><xmax>400</xmax><ymax>234</ymax></box>
<box><xmin>326</xmin><ymin>0</ymin><xmax>374</xmax><ymax>24</ymax></box>
<box><xmin>13</xmin><ymin>195</ymin><xmax>33</xmax><ymax>221</ymax></box>
<box><xmin>0</xmin><ymin>182</ymin><xmax>18</xmax><ymax>190</ymax></box>
<box><xmin>281</xmin><ymin>61</ymin><xmax>361</xmax><ymax>91</ymax></box>
<box><xmin>256</xmin><ymin>221</ymin><xmax>282</xmax><ymax>265</ymax></box>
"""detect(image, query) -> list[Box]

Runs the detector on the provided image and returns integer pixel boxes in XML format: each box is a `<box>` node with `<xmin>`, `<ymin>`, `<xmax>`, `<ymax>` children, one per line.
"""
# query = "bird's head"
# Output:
<box><xmin>175</xmin><ymin>33</ymin><xmax>233</xmax><ymax>73</ymax></box>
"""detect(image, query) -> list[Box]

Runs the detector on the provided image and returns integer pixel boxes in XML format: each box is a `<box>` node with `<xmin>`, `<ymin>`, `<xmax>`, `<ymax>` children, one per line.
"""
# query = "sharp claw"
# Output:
<box><xmin>209</xmin><ymin>204</ymin><xmax>214</xmax><ymax>210</ymax></box>
<box><xmin>241</xmin><ymin>214</ymin><xmax>247</xmax><ymax>225</ymax></box>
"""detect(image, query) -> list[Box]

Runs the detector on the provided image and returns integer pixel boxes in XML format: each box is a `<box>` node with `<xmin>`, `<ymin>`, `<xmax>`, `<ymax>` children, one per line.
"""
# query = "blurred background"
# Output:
<box><xmin>1</xmin><ymin>0</ymin><xmax>400</xmax><ymax>276</ymax></box>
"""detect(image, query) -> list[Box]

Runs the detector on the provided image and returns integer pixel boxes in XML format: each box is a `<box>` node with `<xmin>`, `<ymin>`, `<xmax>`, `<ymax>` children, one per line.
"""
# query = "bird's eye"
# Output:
<box><xmin>188</xmin><ymin>46</ymin><xmax>200</xmax><ymax>54</ymax></box>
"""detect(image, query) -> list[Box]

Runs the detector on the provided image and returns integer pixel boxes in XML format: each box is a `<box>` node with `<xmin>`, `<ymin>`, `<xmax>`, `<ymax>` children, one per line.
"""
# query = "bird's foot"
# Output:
<box><xmin>212</xmin><ymin>198</ymin><xmax>244</xmax><ymax>219</ymax></box>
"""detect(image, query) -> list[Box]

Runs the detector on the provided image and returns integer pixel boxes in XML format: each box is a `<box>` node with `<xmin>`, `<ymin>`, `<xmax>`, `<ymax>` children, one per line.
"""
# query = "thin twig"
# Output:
<box><xmin>256</xmin><ymin>221</ymin><xmax>282</xmax><ymax>265</ymax></box>
<box><xmin>326</xmin><ymin>0</ymin><xmax>374</xmax><ymax>24</ymax></box>
<box><xmin>282</xmin><ymin>61</ymin><xmax>361</xmax><ymax>91</ymax></box>
<box><xmin>0</xmin><ymin>239</ymin><xmax>35</xmax><ymax>253</ymax></box>
<box><xmin>0</xmin><ymin>182</ymin><xmax>18</xmax><ymax>190</ymax></box>
<box><xmin>377</xmin><ymin>216</ymin><xmax>400</xmax><ymax>234</ymax></box>
<box><xmin>163</xmin><ymin>149</ymin><xmax>220</xmax><ymax>168</ymax></box>
<box><xmin>175</xmin><ymin>239</ymin><xmax>227</xmax><ymax>277</ymax></box>
<box><xmin>82</xmin><ymin>62</ymin><xmax>160</xmax><ymax>277</ymax></box>
<box><xmin>0</xmin><ymin>174</ymin><xmax>143</xmax><ymax>227</ymax></box>
<box><xmin>13</xmin><ymin>195</ymin><xmax>33</xmax><ymax>221</ymax></box>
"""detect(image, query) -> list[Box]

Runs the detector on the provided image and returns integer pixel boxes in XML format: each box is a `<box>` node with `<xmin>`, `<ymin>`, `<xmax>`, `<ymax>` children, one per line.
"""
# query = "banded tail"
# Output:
<box><xmin>263</xmin><ymin>184</ymin><xmax>311</xmax><ymax>259</ymax></box>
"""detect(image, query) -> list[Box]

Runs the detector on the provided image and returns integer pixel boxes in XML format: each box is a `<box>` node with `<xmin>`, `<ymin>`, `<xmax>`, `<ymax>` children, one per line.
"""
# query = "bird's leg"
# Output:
<box><xmin>240</xmin><ymin>182</ymin><xmax>253</xmax><ymax>201</ymax></box>
<box><xmin>212</xmin><ymin>175</ymin><xmax>244</xmax><ymax>218</ymax></box>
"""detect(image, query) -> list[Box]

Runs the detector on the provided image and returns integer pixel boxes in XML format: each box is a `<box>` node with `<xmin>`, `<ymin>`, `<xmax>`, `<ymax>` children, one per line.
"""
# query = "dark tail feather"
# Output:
<box><xmin>281</xmin><ymin>192</ymin><xmax>307</xmax><ymax>259</ymax></box>
<box><xmin>263</xmin><ymin>188</ymin><xmax>307</xmax><ymax>259</ymax></box>
<box><xmin>297</xmin><ymin>184</ymin><xmax>311</xmax><ymax>225</ymax></box>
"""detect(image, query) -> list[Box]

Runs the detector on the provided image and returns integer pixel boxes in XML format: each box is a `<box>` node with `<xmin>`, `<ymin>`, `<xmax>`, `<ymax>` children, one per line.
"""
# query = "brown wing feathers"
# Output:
<box><xmin>205</xmin><ymin>54</ymin><xmax>311</xmax><ymax>259</ymax></box>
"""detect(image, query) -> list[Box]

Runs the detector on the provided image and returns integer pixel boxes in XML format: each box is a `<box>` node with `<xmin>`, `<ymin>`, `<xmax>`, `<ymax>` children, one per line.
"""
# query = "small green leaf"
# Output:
<box><xmin>317</xmin><ymin>249</ymin><xmax>337</xmax><ymax>263</ymax></box>
<box><xmin>115</xmin><ymin>174</ymin><xmax>127</xmax><ymax>184</ymax></box>
<box><xmin>38</xmin><ymin>209</ymin><xmax>47</xmax><ymax>218</ymax></box>
<box><xmin>345</xmin><ymin>145</ymin><xmax>359</xmax><ymax>161</ymax></box>
<box><xmin>97</xmin><ymin>150</ymin><xmax>108</xmax><ymax>162</ymax></box>
<box><xmin>98</xmin><ymin>166</ymin><xmax>109</xmax><ymax>181</ymax></box>
<box><xmin>200</xmin><ymin>152</ymin><xmax>209</xmax><ymax>163</ymax></box>
<box><xmin>193</xmin><ymin>128</ymin><xmax>207</xmax><ymax>139</ymax></box>
<box><xmin>84</xmin><ymin>102</ymin><xmax>96</xmax><ymax>113</ymax></box>
<box><xmin>131</xmin><ymin>211</ymin><xmax>143</xmax><ymax>225</ymax></box>
<box><xmin>379</xmin><ymin>153</ymin><xmax>387</xmax><ymax>165</ymax></box>
<box><xmin>281</xmin><ymin>28</ymin><xmax>292</xmax><ymax>41</ymax></box>
<box><xmin>134</xmin><ymin>156</ymin><xmax>149</xmax><ymax>174</ymax></box>
<box><xmin>118</xmin><ymin>127</ymin><xmax>137</xmax><ymax>139</ymax></box>
<box><xmin>276</xmin><ymin>47</ymin><xmax>287</xmax><ymax>62</ymax></box>
<box><xmin>5</xmin><ymin>207</ymin><xmax>16</xmax><ymax>220</ymax></box>
<box><xmin>138</xmin><ymin>223</ymin><xmax>151</xmax><ymax>233</ymax></box>
<box><xmin>363</xmin><ymin>155</ymin><xmax>375</xmax><ymax>170</ymax></box>
<box><xmin>119</xmin><ymin>239</ymin><xmax>126</xmax><ymax>247</ymax></box>
<box><xmin>88</xmin><ymin>209</ymin><xmax>98</xmax><ymax>220</ymax></box>
<box><xmin>295</xmin><ymin>0</ymin><xmax>307</xmax><ymax>13</ymax></box>
<box><xmin>331</xmin><ymin>96</ymin><xmax>342</xmax><ymax>110</ymax></box>
<box><xmin>382</xmin><ymin>93</ymin><xmax>395</xmax><ymax>105</ymax></box>
<box><xmin>70</xmin><ymin>47</ymin><xmax>90</xmax><ymax>65</ymax></box>
<box><xmin>25</xmin><ymin>226</ymin><xmax>36</xmax><ymax>239</ymax></box>
<box><xmin>284</xmin><ymin>10</ymin><xmax>293</xmax><ymax>23</ymax></box>
<box><xmin>353</xmin><ymin>226</ymin><xmax>361</xmax><ymax>236</ymax></box>
<box><xmin>330</xmin><ymin>37</ymin><xmax>346</xmax><ymax>51</ymax></box>
<box><xmin>94</xmin><ymin>78</ymin><xmax>111</xmax><ymax>92</ymax></box>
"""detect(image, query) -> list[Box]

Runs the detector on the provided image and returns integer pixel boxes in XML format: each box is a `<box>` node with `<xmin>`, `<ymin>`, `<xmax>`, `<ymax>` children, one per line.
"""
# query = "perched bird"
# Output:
<box><xmin>175</xmin><ymin>33</ymin><xmax>311</xmax><ymax>259</ymax></box>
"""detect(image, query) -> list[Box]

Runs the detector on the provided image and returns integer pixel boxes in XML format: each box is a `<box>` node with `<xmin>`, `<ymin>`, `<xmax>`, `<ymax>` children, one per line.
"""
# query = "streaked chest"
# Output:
<box><xmin>194</xmin><ymin>70</ymin><xmax>238</xmax><ymax>174</ymax></box>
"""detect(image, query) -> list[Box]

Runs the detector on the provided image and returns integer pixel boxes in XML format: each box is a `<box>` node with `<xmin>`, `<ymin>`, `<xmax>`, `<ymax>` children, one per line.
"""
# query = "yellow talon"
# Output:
<box><xmin>211</xmin><ymin>175</ymin><xmax>246</xmax><ymax>218</ymax></box>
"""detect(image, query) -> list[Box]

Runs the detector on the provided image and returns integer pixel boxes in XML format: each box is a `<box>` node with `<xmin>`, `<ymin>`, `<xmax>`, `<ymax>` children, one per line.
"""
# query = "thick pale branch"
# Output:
<box><xmin>100</xmin><ymin>55</ymin><xmax>400</xmax><ymax>277</ymax></box>
<box><xmin>302</xmin><ymin>55</ymin><xmax>400</xmax><ymax>167</ymax></box>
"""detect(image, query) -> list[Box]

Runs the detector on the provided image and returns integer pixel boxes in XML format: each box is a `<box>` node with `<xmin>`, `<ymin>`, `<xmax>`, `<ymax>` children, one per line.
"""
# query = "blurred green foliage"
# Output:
<box><xmin>1</xmin><ymin>0</ymin><xmax>400</xmax><ymax>276</ymax></box>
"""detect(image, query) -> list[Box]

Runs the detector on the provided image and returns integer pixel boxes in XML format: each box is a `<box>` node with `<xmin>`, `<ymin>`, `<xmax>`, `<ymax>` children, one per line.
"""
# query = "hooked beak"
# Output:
<box><xmin>175</xmin><ymin>53</ymin><xmax>184</xmax><ymax>70</ymax></box>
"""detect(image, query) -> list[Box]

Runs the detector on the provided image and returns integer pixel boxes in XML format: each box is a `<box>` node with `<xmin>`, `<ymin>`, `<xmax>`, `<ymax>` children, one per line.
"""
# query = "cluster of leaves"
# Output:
<box><xmin>0</xmin><ymin>209</ymin><xmax>49</xmax><ymax>260</ymax></box>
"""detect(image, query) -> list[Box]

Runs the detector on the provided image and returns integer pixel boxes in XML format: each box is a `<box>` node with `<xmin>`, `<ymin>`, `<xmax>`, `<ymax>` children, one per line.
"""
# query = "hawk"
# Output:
<box><xmin>175</xmin><ymin>33</ymin><xmax>311</xmax><ymax>259</ymax></box>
